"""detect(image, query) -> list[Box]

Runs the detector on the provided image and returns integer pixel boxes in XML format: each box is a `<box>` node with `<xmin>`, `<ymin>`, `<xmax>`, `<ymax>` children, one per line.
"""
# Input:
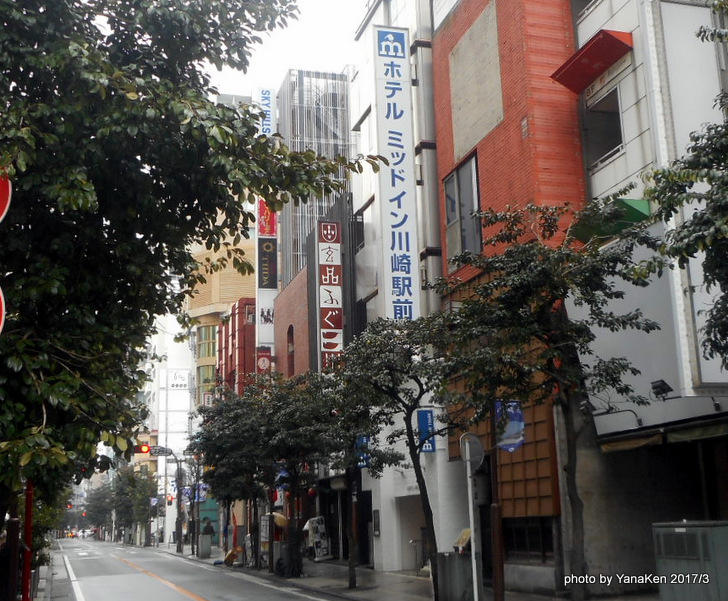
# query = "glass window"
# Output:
<box><xmin>196</xmin><ymin>325</ymin><xmax>217</xmax><ymax>359</ymax></box>
<box><xmin>584</xmin><ymin>88</ymin><xmax>623</xmax><ymax>170</ymax></box>
<box><xmin>444</xmin><ymin>155</ymin><xmax>481</xmax><ymax>268</ymax></box>
<box><xmin>196</xmin><ymin>365</ymin><xmax>216</xmax><ymax>406</ymax></box>
<box><xmin>502</xmin><ymin>517</ymin><xmax>554</xmax><ymax>562</ymax></box>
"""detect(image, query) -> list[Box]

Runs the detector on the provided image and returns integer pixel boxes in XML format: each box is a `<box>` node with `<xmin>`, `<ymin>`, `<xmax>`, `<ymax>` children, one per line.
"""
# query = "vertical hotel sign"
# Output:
<box><xmin>373</xmin><ymin>26</ymin><xmax>421</xmax><ymax>320</ymax></box>
<box><xmin>256</xmin><ymin>89</ymin><xmax>277</xmax><ymax>372</ymax></box>
<box><xmin>317</xmin><ymin>222</ymin><xmax>344</xmax><ymax>369</ymax></box>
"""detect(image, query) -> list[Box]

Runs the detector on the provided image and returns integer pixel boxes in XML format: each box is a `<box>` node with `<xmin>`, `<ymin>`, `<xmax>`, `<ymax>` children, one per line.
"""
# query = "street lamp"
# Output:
<box><xmin>169</xmin><ymin>450</ymin><xmax>185</xmax><ymax>554</ymax></box>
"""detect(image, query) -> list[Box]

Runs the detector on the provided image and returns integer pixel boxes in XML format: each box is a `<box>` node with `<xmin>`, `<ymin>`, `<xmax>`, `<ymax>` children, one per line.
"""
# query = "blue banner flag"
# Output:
<box><xmin>417</xmin><ymin>409</ymin><xmax>436</xmax><ymax>453</ymax></box>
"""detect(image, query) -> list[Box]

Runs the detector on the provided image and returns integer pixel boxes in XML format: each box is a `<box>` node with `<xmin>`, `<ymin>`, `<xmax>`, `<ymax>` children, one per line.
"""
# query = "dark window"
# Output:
<box><xmin>287</xmin><ymin>325</ymin><xmax>295</xmax><ymax>377</ymax></box>
<box><xmin>502</xmin><ymin>517</ymin><xmax>554</xmax><ymax>563</ymax></box>
<box><xmin>351</xmin><ymin>213</ymin><xmax>364</xmax><ymax>253</ymax></box>
<box><xmin>572</xmin><ymin>0</ymin><xmax>594</xmax><ymax>20</ymax></box>
<box><xmin>445</xmin><ymin>155</ymin><xmax>481</xmax><ymax>268</ymax></box>
<box><xmin>583</xmin><ymin>88</ymin><xmax>623</xmax><ymax>170</ymax></box>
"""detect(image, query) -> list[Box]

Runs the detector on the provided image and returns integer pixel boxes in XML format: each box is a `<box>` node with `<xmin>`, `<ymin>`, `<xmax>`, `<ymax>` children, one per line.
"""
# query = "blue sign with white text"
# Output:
<box><xmin>417</xmin><ymin>409</ymin><xmax>436</xmax><ymax>453</ymax></box>
<box><xmin>377</xmin><ymin>30</ymin><xmax>406</xmax><ymax>58</ymax></box>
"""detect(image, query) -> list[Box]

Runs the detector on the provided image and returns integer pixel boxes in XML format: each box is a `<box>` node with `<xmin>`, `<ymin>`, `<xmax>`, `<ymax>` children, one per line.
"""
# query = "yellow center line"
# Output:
<box><xmin>114</xmin><ymin>555</ymin><xmax>210</xmax><ymax>601</ymax></box>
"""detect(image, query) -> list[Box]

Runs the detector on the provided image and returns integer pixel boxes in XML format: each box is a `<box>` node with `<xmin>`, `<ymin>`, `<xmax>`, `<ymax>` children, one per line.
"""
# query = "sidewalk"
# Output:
<box><xmin>158</xmin><ymin>545</ymin><xmax>660</xmax><ymax>601</ymax></box>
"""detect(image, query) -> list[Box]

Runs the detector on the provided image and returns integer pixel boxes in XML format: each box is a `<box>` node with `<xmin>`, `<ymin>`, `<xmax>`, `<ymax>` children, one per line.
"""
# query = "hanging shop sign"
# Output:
<box><xmin>317</xmin><ymin>221</ymin><xmax>344</xmax><ymax>369</ymax></box>
<box><xmin>417</xmin><ymin>409</ymin><xmax>436</xmax><ymax>453</ymax></box>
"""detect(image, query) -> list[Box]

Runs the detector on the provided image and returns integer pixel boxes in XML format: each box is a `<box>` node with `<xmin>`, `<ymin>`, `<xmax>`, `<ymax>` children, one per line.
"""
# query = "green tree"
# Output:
<box><xmin>335</xmin><ymin>318</ymin><xmax>459</xmax><ymax>601</ymax></box>
<box><xmin>0</xmin><ymin>0</ymin><xmax>375</xmax><ymax>534</ymax></box>
<box><xmin>111</xmin><ymin>466</ymin><xmax>157</xmax><ymax>542</ymax></box>
<box><xmin>433</xmin><ymin>202</ymin><xmax>660</xmax><ymax>601</ymax></box>
<box><xmin>309</xmin><ymin>370</ymin><xmax>403</xmax><ymax>589</ymax></box>
<box><xmin>188</xmin><ymin>378</ymin><xmax>277</xmax><ymax>568</ymax></box>
<box><xmin>258</xmin><ymin>374</ymin><xmax>338</xmax><ymax>577</ymax></box>
<box><xmin>85</xmin><ymin>483</ymin><xmax>113</xmax><ymax>533</ymax></box>
<box><xmin>645</xmin><ymin>2</ymin><xmax>728</xmax><ymax>367</ymax></box>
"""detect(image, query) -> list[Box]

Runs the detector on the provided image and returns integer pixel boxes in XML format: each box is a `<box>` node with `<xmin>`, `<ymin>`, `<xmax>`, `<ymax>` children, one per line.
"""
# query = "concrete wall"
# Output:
<box><xmin>556</xmin><ymin>404</ymin><xmax>705</xmax><ymax>596</ymax></box>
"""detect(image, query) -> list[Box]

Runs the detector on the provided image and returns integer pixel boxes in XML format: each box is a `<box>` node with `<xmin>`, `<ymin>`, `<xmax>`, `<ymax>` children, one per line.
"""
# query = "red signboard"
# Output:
<box><xmin>258</xmin><ymin>198</ymin><xmax>277</xmax><ymax>236</ymax></box>
<box><xmin>317</xmin><ymin>221</ymin><xmax>344</xmax><ymax>367</ymax></box>
<box><xmin>256</xmin><ymin>346</ymin><xmax>272</xmax><ymax>374</ymax></box>
<box><xmin>0</xmin><ymin>176</ymin><xmax>10</xmax><ymax>224</ymax></box>
<box><xmin>318</xmin><ymin>221</ymin><xmax>341</xmax><ymax>244</ymax></box>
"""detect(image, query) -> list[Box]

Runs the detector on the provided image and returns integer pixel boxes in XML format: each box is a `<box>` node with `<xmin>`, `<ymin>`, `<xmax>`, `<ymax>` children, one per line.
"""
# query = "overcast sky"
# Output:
<box><xmin>208</xmin><ymin>0</ymin><xmax>364</xmax><ymax>96</ymax></box>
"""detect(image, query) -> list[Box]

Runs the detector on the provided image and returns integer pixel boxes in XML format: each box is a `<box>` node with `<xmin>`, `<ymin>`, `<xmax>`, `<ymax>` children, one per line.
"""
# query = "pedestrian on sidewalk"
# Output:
<box><xmin>202</xmin><ymin>518</ymin><xmax>214</xmax><ymax>535</ymax></box>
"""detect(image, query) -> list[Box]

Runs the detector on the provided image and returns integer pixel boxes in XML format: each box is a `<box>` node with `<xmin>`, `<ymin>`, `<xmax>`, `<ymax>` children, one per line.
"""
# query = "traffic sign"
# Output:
<box><xmin>150</xmin><ymin>445</ymin><xmax>173</xmax><ymax>456</ymax></box>
<box><xmin>0</xmin><ymin>175</ymin><xmax>11</xmax><ymax>224</ymax></box>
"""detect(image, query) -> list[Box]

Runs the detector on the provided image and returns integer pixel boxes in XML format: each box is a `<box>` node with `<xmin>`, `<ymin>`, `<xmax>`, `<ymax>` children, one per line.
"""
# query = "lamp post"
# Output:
<box><xmin>168</xmin><ymin>450</ymin><xmax>184</xmax><ymax>554</ymax></box>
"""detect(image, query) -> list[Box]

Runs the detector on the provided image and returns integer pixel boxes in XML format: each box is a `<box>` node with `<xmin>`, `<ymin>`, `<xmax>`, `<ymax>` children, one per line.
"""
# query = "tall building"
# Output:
<box><xmin>139</xmin><ymin>312</ymin><xmax>194</xmax><ymax>545</ymax></box>
<box><xmin>432</xmin><ymin>0</ymin><xmax>728</xmax><ymax>596</ymax></box>
<box><xmin>342</xmin><ymin>0</ymin><xmax>465</xmax><ymax>575</ymax></box>
<box><xmin>277</xmin><ymin>69</ymin><xmax>353</xmax><ymax>287</ymax></box>
<box><xmin>186</xmin><ymin>236</ymin><xmax>257</xmax><ymax>408</ymax></box>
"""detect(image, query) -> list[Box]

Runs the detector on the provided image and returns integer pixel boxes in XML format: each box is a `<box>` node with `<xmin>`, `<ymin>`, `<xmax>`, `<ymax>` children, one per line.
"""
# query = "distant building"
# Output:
<box><xmin>277</xmin><ymin>69</ymin><xmax>353</xmax><ymax>287</ymax></box>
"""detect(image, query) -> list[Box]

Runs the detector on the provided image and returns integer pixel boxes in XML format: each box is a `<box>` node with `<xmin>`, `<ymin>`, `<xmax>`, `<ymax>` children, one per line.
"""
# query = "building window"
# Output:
<box><xmin>445</xmin><ymin>155</ymin><xmax>481</xmax><ymax>268</ymax></box>
<box><xmin>197</xmin><ymin>325</ymin><xmax>217</xmax><ymax>359</ymax></box>
<box><xmin>245</xmin><ymin>305</ymin><xmax>255</xmax><ymax>324</ymax></box>
<box><xmin>583</xmin><ymin>88</ymin><xmax>623</xmax><ymax>171</ymax></box>
<box><xmin>572</xmin><ymin>0</ymin><xmax>597</xmax><ymax>21</ymax></box>
<box><xmin>196</xmin><ymin>365</ymin><xmax>216</xmax><ymax>406</ymax></box>
<box><xmin>502</xmin><ymin>517</ymin><xmax>554</xmax><ymax>563</ymax></box>
<box><xmin>351</xmin><ymin>212</ymin><xmax>365</xmax><ymax>253</ymax></box>
<box><xmin>287</xmin><ymin>325</ymin><xmax>295</xmax><ymax>377</ymax></box>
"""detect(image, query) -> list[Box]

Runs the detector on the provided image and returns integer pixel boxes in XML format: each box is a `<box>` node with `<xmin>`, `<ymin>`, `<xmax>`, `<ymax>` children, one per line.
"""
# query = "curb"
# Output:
<box><xmin>153</xmin><ymin>546</ymin><xmax>374</xmax><ymax>601</ymax></box>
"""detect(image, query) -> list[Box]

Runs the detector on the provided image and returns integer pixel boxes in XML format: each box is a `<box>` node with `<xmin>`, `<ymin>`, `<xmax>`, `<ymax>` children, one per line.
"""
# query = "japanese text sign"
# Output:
<box><xmin>373</xmin><ymin>26</ymin><xmax>421</xmax><ymax>320</ymax></box>
<box><xmin>317</xmin><ymin>221</ymin><xmax>344</xmax><ymax>368</ymax></box>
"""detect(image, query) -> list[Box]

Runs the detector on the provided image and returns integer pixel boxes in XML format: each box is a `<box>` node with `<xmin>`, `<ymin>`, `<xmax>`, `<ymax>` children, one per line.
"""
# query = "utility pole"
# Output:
<box><xmin>489</xmin><ymin>412</ymin><xmax>504</xmax><ymax>601</ymax></box>
<box><xmin>169</xmin><ymin>450</ymin><xmax>184</xmax><ymax>554</ymax></box>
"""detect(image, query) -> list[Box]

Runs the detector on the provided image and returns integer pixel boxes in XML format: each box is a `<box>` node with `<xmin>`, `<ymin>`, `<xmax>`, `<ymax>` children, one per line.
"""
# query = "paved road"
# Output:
<box><xmin>56</xmin><ymin>539</ymin><xmax>335</xmax><ymax>601</ymax></box>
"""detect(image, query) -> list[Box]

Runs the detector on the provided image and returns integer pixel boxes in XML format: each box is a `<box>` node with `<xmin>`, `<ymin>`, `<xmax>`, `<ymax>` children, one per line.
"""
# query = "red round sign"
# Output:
<box><xmin>0</xmin><ymin>176</ymin><xmax>11</xmax><ymax>224</ymax></box>
<box><xmin>0</xmin><ymin>286</ymin><xmax>5</xmax><ymax>336</ymax></box>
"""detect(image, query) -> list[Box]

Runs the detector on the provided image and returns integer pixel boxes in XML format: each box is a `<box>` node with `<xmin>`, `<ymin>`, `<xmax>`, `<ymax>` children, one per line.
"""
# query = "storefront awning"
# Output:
<box><xmin>600</xmin><ymin>433</ymin><xmax>663</xmax><ymax>453</ymax></box>
<box><xmin>551</xmin><ymin>30</ymin><xmax>633</xmax><ymax>94</ymax></box>
<box><xmin>571</xmin><ymin>198</ymin><xmax>651</xmax><ymax>242</ymax></box>
<box><xmin>667</xmin><ymin>422</ymin><xmax>728</xmax><ymax>443</ymax></box>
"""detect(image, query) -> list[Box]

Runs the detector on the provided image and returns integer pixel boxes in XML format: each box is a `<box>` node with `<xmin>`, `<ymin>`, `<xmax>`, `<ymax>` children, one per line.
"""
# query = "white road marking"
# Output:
<box><xmin>61</xmin><ymin>551</ymin><xmax>87</xmax><ymax>601</ymax></box>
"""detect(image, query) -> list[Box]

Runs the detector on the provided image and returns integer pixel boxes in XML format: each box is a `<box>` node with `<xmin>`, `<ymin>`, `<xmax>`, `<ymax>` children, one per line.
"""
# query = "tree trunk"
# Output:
<box><xmin>346</xmin><ymin>468</ymin><xmax>357</xmax><ymax>589</ymax></box>
<box><xmin>285</xmin><ymin>485</ymin><xmax>302</xmax><ymax>577</ymax></box>
<box><xmin>405</xmin><ymin>414</ymin><xmax>440</xmax><ymax>601</ymax></box>
<box><xmin>223</xmin><ymin>500</ymin><xmax>230</xmax><ymax>554</ymax></box>
<box><xmin>561</xmin><ymin>398</ymin><xmax>587</xmax><ymax>601</ymax></box>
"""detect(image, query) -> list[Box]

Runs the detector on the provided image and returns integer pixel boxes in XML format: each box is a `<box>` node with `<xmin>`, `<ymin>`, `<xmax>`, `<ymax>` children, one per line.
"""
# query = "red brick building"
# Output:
<box><xmin>217</xmin><ymin>297</ymin><xmax>256</xmax><ymax>395</ymax></box>
<box><xmin>273</xmin><ymin>266</ymin><xmax>312</xmax><ymax>377</ymax></box>
<box><xmin>432</xmin><ymin>0</ymin><xmax>585</xmax><ymax>591</ymax></box>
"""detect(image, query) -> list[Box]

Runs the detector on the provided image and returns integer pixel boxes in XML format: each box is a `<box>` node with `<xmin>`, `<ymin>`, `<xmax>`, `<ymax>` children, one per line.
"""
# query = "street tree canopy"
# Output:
<box><xmin>433</xmin><ymin>201</ymin><xmax>661</xmax><ymax>600</ymax></box>
<box><xmin>0</xmin><ymin>0</ymin><xmax>374</xmax><ymax>524</ymax></box>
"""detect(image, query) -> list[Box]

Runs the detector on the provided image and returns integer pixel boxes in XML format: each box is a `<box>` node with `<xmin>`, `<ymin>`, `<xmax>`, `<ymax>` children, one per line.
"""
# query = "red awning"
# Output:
<box><xmin>551</xmin><ymin>30</ymin><xmax>633</xmax><ymax>94</ymax></box>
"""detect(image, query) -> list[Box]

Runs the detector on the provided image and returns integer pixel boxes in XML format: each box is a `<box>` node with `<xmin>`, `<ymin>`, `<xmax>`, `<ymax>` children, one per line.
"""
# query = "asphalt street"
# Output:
<box><xmin>56</xmin><ymin>539</ymin><xmax>336</xmax><ymax>601</ymax></box>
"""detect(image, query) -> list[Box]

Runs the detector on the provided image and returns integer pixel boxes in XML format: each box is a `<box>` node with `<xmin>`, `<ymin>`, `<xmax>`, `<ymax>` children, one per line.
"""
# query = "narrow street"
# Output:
<box><xmin>54</xmin><ymin>539</ymin><xmax>333</xmax><ymax>601</ymax></box>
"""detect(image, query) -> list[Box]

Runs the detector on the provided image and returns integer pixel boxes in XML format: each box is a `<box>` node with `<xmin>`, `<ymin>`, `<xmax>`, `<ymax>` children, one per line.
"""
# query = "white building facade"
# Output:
<box><xmin>349</xmin><ymin>0</ymin><xmax>470</xmax><ymax>573</ymax></box>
